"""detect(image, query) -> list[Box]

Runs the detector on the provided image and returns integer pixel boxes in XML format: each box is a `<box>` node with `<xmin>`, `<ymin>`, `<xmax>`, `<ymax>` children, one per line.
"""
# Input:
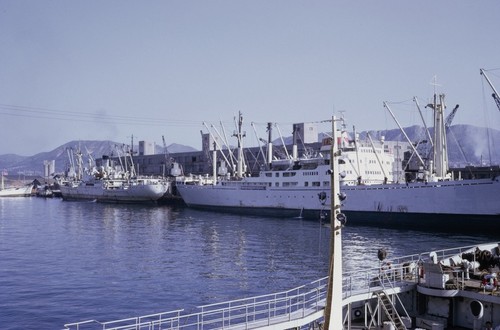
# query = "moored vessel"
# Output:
<box><xmin>177</xmin><ymin>94</ymin><xmax>500</xmax><ymax>231</ymax></box>
<box><xmin>0</xmin><ymin>172</ymin><xmax>33</xmax><ymax>197</ymax></box>
<box><xmin>59</xmin><ymin>149</ymin><xmax>169</xmax><ymax>203</ymax></box>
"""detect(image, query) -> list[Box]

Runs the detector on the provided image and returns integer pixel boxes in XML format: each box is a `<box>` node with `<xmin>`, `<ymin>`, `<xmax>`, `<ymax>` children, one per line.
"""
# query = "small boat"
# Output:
<box><xmin>0</xmin><ymin>173</ymin><xmax>33</xmax><ymax>197</ymax></box>
<box><xmin>0</xmin><ymin>184</ymin><xmax>33</xmax><ymax>197</ymax></box>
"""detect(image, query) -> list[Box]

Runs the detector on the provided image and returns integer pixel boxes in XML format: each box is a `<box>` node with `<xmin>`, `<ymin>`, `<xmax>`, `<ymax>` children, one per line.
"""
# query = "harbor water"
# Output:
<box><xmin>0</xmin><ymin>197</ymin><xmax>495</xmax><ymax>329</ymax></box>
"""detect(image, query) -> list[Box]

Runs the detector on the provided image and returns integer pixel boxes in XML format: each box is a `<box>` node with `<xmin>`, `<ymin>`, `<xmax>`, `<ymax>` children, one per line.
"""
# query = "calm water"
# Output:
<box><xmin>0</xmin><ymin>197</ymin><xmax>495</xmax><ymax>329</ymax></box>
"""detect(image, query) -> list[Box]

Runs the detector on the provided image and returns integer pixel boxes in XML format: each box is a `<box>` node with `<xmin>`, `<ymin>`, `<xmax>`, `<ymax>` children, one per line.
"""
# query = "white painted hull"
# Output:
<box><xmin>60</xmin><ymin>180</ymin><xmax>169</xmax><ymax>203</ymax></box>
<box><xmin>178</xmin><ymin>178</ymin><xmax>500</xmax><ymax>215</ymax></box>
<box><xmin>0</xmin><ymin>184</ymin><xmax>33</xmax><ymax>197</ymax></box>
<box><xmin>341</xmin><ymin>178</ymin><xmax>500</xmax><ymax>215</ymax></box>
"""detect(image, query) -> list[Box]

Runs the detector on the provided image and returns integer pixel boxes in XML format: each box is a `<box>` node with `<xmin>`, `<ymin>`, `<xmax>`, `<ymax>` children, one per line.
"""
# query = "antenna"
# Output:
<box><xmin>430</xmin><ymin>75</ymin><xmax>442</xmax><ymax>95</ymax></box>
<box><xmin>127</xmin><ymin>134</ymin><xmax>136</xmax><ymax>154</ymax></box>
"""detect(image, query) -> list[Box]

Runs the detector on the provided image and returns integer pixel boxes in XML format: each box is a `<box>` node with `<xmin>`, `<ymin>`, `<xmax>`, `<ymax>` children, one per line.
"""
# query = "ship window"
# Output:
<box><xmin>323</xmin><ymin>181</ymin><xmax>329</xmax><ymax>186</ymax></box>
<box><xmin>275</xmin><ymin>182</ymin><xmax>279</xmax><ymax>187</ymax></box>
<box><xmin>265</xmin><ymin>173</ymin><xmax>272</xmax><ymax>177</ymax></box>
<box><xmin>312</xmin><ymin>182</ymin><xmax>320</xmax><ymax>187</ymax></box>
<box><xmin>275</xmin><ymin>173</ymin><xmax>279</xmax><ymax>177</ymax></box>
<box><xmin>305</xmin><ymin>182</ymin><xmax>309</xmax><ymax>187</ymax></box>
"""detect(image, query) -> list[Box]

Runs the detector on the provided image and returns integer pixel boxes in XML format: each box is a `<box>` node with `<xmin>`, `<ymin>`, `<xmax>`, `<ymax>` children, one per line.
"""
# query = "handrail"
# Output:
<box><xmin>378</xmin><ymin>267</ymin><xmax>413</xmax><ymax>323</ymax></box>
<box><xmin>198</xmin><ymin>283</ymin><xmax>308</xmax><ymax>310</ymax></box>
<box><xmin>63</xmin><ymin>242</ymin><xmax>498</xmax><ymax>330</ymax></box>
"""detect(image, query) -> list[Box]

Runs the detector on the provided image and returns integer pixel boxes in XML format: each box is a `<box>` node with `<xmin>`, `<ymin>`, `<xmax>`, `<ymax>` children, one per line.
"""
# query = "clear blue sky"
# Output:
<box><xmin>1</xmin><ymin>0</ymin><xmax>499</xmax><ymax>156</ymax></box>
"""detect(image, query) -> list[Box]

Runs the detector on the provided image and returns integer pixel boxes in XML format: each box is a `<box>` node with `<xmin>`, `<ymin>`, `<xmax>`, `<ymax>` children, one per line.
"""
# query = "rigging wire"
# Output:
<box><xmin>479</xmin><ymin>72</ymin><xmax>498</xmax><ymax>166</ymax></box>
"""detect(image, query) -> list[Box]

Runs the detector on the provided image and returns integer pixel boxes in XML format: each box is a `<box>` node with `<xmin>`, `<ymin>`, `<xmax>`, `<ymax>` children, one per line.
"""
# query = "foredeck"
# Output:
<box><xmin>63</xmin><ymin>243</ymin><xmax>500</xmax><ymax>330</ymax></box>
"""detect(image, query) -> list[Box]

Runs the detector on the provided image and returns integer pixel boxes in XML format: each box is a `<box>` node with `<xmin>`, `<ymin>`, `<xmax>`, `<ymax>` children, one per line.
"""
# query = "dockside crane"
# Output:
<box><xmin>162</xmin><ymin>135</ymin><xmax>169</xmax><ymax>162</ymax></box>
<box><xmin>162</xmin><ymin>135</ymin><xmax>172</xmax><ymax>175</ymax></box>
<box><xmin>445</xmin><ymin>104</ymin><xmax>460</xmax><ymax>130</ymax></box>
<box><xmin>443</xmin><ymin>104</ymin><xmax>469</xmax><ymax>165</ymax></box>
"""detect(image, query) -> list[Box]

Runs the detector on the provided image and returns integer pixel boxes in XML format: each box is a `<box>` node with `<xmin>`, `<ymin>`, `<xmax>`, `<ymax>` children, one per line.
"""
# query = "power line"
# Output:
<box><xmin>0</xmin><ymin>103</ymin><xmax>203</xmax><ymax>127</ymax></box>
<box><xmin>0</xmin><ymin>103</ymin><xmax>326</xmax><ymax>137</ymax></box>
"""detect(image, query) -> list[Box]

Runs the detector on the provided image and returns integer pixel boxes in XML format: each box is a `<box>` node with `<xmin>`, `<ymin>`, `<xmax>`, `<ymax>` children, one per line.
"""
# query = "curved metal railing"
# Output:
<box><xmin>63</xmin><ymin>242</ymin><xmax>495</xmax><ymax>330</ymax></box>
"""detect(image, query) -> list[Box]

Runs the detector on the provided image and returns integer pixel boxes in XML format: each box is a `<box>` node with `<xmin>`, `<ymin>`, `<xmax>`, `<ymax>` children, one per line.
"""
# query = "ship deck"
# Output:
<box><xmin>63</xmin><ymin>242</ymin><xmax>500</xmax><ymax>330</ymax></box>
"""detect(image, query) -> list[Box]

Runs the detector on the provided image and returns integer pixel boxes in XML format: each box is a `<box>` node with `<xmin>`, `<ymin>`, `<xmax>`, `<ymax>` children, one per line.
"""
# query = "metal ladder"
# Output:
<box><xmin>376</xmin><ymin>291</ymin><xmax>407</xmax><ymax>330</ymax></box>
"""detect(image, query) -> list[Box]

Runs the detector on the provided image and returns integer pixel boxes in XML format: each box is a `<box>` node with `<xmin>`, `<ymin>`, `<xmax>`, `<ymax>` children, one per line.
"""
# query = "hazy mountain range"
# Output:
<box><xmin>0</xmin><ymin>141</ymin><xmax>197</xmax><ymax>176</ymax></box>
<box><xmin>360</xmin><ymin>124</ymin><xmax>500</xmax><ymax>167</ymax></box>
<box><xmin>1</xmin><ymin>124</ymin><xmax>499</xmax><ymax>176</ymax></box>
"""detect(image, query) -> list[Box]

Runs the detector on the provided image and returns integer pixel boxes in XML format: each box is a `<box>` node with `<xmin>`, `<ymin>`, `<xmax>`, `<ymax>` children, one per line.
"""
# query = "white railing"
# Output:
<box><xmin>63</xmin><ymin>278</ymin><xmax>329</xmax><ymax>330</ymax></box>
<box><xmin>63</xmin><ymin>243</ymin><xmax>496</xmax><ymax>330</ymax></box>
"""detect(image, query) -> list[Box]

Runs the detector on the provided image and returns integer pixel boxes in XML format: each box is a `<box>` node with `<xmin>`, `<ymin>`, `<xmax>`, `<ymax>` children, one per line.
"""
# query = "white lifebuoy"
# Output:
<box><xmin>482</xmin><ymin>274</ymin><xmax>498</xmax><ymax>291</ymax></box>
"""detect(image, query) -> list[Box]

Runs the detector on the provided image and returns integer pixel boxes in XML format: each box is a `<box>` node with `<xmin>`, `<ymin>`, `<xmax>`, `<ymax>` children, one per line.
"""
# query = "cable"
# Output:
<box><xmin>0</xmin><ymin>103</ymin><xmax>210</xmax><ymax>127</ymax></box>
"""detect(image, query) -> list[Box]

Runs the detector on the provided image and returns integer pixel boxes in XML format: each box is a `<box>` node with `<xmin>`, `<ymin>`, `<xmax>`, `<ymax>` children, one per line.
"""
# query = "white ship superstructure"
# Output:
<box><xmin>177</xmin><ymin>96</ymin><xmax>500</xmax><ymax>230</ymax></box>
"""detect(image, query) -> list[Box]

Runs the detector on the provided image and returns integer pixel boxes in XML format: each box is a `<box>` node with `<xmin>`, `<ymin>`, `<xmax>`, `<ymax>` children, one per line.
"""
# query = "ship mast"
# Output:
<box><xmin>430</xmin><ymin>94</ymin><xmax>449</xmax><ymax>178</ymax></box>
<box><xmin>323</xmin><ymin>116</ymin><xmax>344</xmax><ymax>329</ymax></box>
<box><xmin>233</xmin><ymin>112</ymin><xmax>246</xmax><ymax>178</ymax></box>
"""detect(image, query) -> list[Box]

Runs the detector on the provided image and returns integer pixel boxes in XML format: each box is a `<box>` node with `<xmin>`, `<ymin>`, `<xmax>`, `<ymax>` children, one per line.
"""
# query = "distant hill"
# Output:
<box><xmin>358</xmin><ymin>124</ymin><xmax>500</xmax><ymax>167</ymax></box>
<box><xmin>0</xmin><ymin>140</ymin><xmax>197</xmax><ymax>176</ymax></box>
<box><xmin>164</xmin><ymin>143</ymin><xmax>197</xmax><ymax>154</ymax></box>
<box><xmin>289</xmin><ymin>124</ymin><xmax>500</xmax><ymax>167</ymax></box>
<box><xmin>1</xmin><ymin>124</ymin><xmax>499</xmax><ymax>175</ymax></box>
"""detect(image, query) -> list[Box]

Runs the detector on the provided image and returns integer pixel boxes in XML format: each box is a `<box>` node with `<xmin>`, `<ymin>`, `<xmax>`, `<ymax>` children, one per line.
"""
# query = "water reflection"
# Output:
<box><xmin>0</xmin><ymin>198</ymin><xmax>496</xmax><ymax>329</ymax></box>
